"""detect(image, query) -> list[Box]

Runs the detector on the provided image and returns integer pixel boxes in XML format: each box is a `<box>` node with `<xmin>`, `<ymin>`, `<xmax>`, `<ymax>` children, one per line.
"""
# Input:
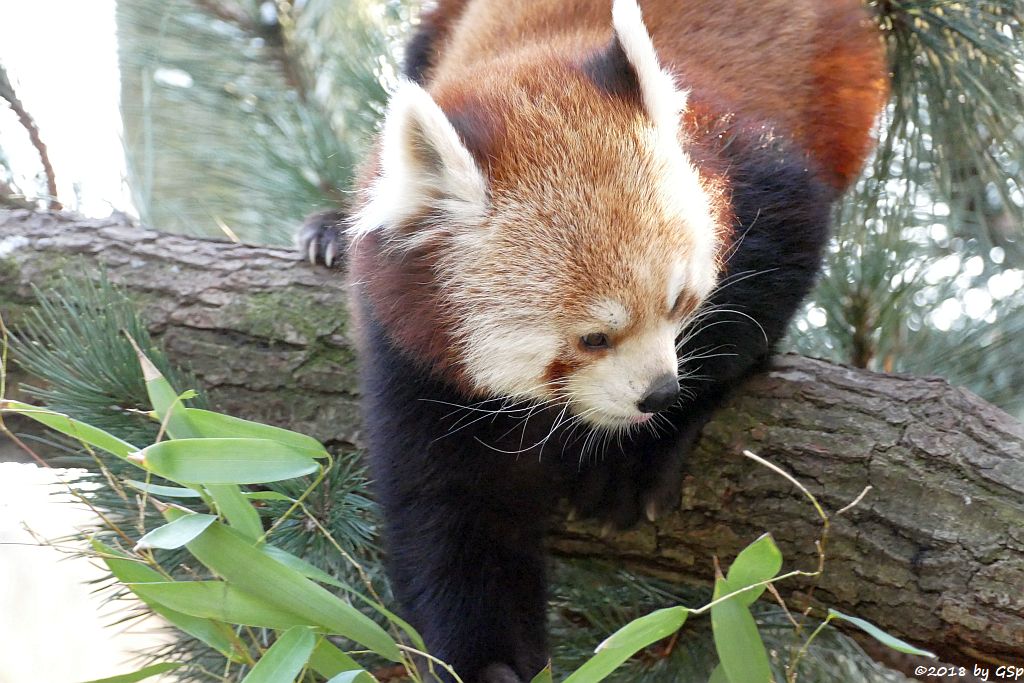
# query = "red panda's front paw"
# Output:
<box><xmin>568</xmin><ymin>416</ymin><xmax>709</xmax><ymax>529</ymax></box>
<box><xmin>569</xmin><ymin>453</ymin><xmax>684</xmax><ymax>530</ymax></box>
<box><xmin>296</xmin><ymin>209</ymin><xmax>348</xmax><ymax>268</ymax></box>
<box><xmin>569</xmin><ymin>455</ymin><xmax>648</xmax><ymax>530</ymax></box>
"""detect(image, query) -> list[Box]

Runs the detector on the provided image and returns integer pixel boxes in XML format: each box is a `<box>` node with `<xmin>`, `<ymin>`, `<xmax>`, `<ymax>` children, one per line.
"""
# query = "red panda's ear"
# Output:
<box><xmin>352</xmin><ymin>80</ymin><xmax>488</xmax><ymax>248</ymax></box>
<box><xmin>586</xmin><ymin>0</ymin><xmax>687</xmax><ymax>133</ymax></box>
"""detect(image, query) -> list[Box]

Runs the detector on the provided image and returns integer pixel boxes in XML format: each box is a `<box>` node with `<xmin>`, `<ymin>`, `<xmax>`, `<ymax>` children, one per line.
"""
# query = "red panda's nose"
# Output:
<box><xmin>637</xmin><ymin>374</ymin><xmax>680</xmax><ymax>414</ymax></box>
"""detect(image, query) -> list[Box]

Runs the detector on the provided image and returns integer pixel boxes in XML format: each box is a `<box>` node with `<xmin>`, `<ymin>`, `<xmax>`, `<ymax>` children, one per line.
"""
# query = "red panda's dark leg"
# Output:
<box><xmin>357</xmin><ymin>310</ymin><xmax>552</xmax><ymax>683</ymax></box>
<box><xmin>380</xmin><ymin>494</ymin><xmax>548</xmax><ymax>682</ymax></box>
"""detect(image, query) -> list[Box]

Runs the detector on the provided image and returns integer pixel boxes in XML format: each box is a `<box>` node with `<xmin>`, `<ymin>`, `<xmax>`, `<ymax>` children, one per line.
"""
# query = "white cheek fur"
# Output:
<box><xmin>460</xmin><ymin>318</ymin><xmax>561</xmax><ymax>400</ymax></box>
<box><xmin>565</xmin><ymin>325</ymin><xmax>679</xmax><ymax>427</ymax></box>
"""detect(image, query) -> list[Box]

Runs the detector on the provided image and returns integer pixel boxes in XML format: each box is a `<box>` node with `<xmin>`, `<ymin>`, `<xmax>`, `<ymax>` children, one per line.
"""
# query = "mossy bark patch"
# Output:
<box><xmin>226</xmin><ymin>289</ymin><xmax>348</xmax><ymax>346</ymax></box>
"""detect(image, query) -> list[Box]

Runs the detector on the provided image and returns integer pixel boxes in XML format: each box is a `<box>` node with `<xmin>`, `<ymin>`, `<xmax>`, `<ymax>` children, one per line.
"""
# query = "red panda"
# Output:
<box><xmin>300</xmin><ymin>1</ymin><xmax>887</xmax><ymax>681</ymax></box>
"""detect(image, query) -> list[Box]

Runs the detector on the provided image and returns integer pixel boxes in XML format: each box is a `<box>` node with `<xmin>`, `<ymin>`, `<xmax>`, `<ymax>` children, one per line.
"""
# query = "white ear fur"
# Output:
<box><xmin>351</xmin><ymin>80</ymin><xmax>488</xmax><ymax>245</ymax></box>
<box><xmin>611</xmin><ymin>0</ymin><xmax>688</xmax><ymax>132</ymax></box>
<box><xmin>613</xmin><ymin>0</ymin><xmax>719</xmax><ymax>296</ymax></box>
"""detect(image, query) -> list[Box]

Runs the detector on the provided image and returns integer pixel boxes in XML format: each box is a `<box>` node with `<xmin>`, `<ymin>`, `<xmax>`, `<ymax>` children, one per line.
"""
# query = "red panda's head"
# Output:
<box><xmin>352</xmin><ymin>0</ymin><xmax>729</xmax><ymax>431</ymax></box>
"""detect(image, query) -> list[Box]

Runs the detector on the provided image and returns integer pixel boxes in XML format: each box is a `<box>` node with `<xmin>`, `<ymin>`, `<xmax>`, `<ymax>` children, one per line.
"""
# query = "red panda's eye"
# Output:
<box><xmin>580</xmin><ymin>333</ymin><xmax>610</xmax><ymax>350</ymax></box>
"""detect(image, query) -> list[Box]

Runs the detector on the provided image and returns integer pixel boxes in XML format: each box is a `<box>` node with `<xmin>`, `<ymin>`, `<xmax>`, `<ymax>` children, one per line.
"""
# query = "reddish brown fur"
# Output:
<box><xmin>430</xmin><ymin>64</ymin><xmax>731</xmax><ymax>315</ymax></box>
<box><xmin>339</xmin><ymin>7</ymin><xmax>889</xmax><ymax>678</ymax></box>
<box><xmin>418</xmin><ymin>0</ymin><xmax>887</xmax><ymax>190</ymax></box>
<box><xmin>351</xmin><ymin>232</ymin><xmax>471</xmax><ymax>388</ymax></box>
<box><xmin>351</xmin><ymin>0</ymin><xmax>885</xmax><ymax>397</ymax></box>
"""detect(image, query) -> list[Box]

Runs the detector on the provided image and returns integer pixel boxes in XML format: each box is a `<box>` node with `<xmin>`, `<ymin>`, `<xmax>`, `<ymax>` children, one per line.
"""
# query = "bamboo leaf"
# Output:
<box><xmin>240</xmin><ymin>625</ymin><xmax>316</xmax><ymax>683</ymax></box>
<box><xmin>135</xmin><ymin>513</ymin><xmax>216</xmax><ymax>550</ymax></box>
<box><xmin>133</xmin><ymin>355</ymin><xmax>271</xmax><ymax>536</ymax></box>
<box><xmin>207</xmin><ymin>483</ymin><xmax>264</xmax><ymax>539</ymax></box>
<box><xmin>262</xmin><ymin>544</ymin><xmax>425</xmax><ymax>649</ymax></box>
<box><xmin>127</xmin><ymin>581</ymin><xmax>312</xmax><ymax>630</ymax></box>
<box><xmin>1</xmin><ymin>400</ymin><xmax>138</xmax><ymax>460</ymax></box>
<box><xmin>563</xmin><ymin>607</ymin><xmax>688</xmax><ymax>683</ymax></box>
<box><xmin>244</xmin><ymin>490</ymin><xmax>295</xmax><ymax>502</ymax></box>
<box><xmin>828</xmin><ymin>609</ymin><xmax>936</xmax><ymax>658</ymax></box>
<box><xmin>708</xmin><ymin>664</ymin><xmax>729</xmax><ymax>683</ymax></box>
<box><xmin>124</xmin><ymin>480</ymin><xmax>203</xmax><ymax>498</ymax></box>
<box><xmin>308</xmin><ymin>638</ymin><xmax>364</xmax><ymax>679</ymax></box>
<box><xmin>167</xmin><ymin>511</ymin><xmax>401</xmax><ymax>662</ymax></box>
<box><xmin>529</xmin><ymin>665</ymin><xmax>554</xmax><ymax>683</ymax></box>
<box><xmin>77</xmin><ymin>662</ymin><xmax>182</xmax><ymax>683</ymax></box>
<box><xmin>129</xmin><ymin>340</ymin><xmax>199</xmax><ymax>440</ymax></box>
<box><xmin>710</xmin><ymin>577</ymin><xmax>773</xmax><ymax>683</ymax></box>
<box><xmin>724</xmin><ymin>533</ymin><xmax>783</xmax><ymax>607</ymax></box>
<box><xmin>184</xmin><ymin>408</ymin><xmax>327</xmax><ymax>457</ymax></box>
<box><xmin>325</xmin><ymin>671</ymin><xmax>377</xmax><ymax>683</ymax></box>
<box><xmin>92</xmin><ymin>539</ymin><xmax>240</xmax><ymax>661</ymax></box>
<box><xmin>137</xmin><ymin>438</ymin><xmax>319</xmax><ymax>484</ymax></box>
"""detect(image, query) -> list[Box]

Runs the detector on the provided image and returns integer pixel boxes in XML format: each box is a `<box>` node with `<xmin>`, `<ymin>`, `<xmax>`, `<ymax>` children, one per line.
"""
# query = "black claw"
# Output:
<box><xmin>565</xmin><ymin>412</ymin><xmax>712</xmax><ymax>531</ymax></box>
<box><xmin>297</xmin><ymin>209</ymin><xmax>349</xmax><ymax>269</ymax></box>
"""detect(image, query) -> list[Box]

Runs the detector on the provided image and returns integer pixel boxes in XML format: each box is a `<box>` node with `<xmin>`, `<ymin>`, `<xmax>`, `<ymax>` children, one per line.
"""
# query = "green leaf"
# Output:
<box><xmin>708</xmin><ymin>664</ymin><xmax>729</xmax><ymax>683</ymax></box>
<box><xmin>138</xmin><ymin>438</ymin><xmax>319</xmax><ymax>484</ymax></box>
<box><xmin>135</xmin><ymin>513</ymin><xmax>216</xmax><ymax>550</ymax></box>
<box><xmin>1</xmin><ymin>400</ymin><xmax>138</xmax><ymax>460</ymax></box>
<box><xmin>262</xmin><ymin>544</ymin><xmax>425</xmax><ymax>650</ymax></box>
<box><xmin>92</xmin><ymin>539</ymin><xmax>241</xmax><ymax>661</ymax></box>
<box><xmin>828</xmin><ymin>609</ymin><xmax>936</xmax><ymax>658</ymax></box>
<box><xmin>563</xmin><ymin>606</ymin><xmax>688</xmax><ymax>683</ymax></box>
<box><xmin>77</xmin><ymin>662</ymin><xmax>183</xmax><ymax>683</ymax></box>
<box><xmin>184</xmin><ymin>408</ymin><xmax>327</xmax><ymax>457</ymax></box>
<box><xmin>710</xmin><ymin>577</ymin><xmax>773</xmax><ymax>683</ymax></box>
<box><xmin>244</xmin><ymin>490</ymin><xmax>295</xmax><ymax>502</ymax></box>
<box><xmin>130</xmin><ymin>341</ymin><xmax>200</xmax><ymax>440</ymax></box>
<box><xmin>167</xmin><ymin>511</ymin><xmax>401</xmax><ymax>662</ymax></box>
<box><xmin>240</xmin><ymin>625</ymin><xmax>316</xmax><ymax>683</ymax></box>
<box><xmin>128</xmin><ymin>581</ymin><xmax>313</xmax><ymax>630</ymax></box>
<box><xmin>308</xmin><ymin>638</ymin><xmax>364</xmax><ymax>679</ymax></box>
<box><xmin>326</xmin><ymin>671</ymin><xmax>377</xmax><ymax>683</ymax></box>
<box><xmin>529</xmin><ymin>665</ymin><xmax>554</xmax><ymax>683</ymax></box>
<box><xmin>725</xmin><ymin>533</ymin><xmax>783</xmax><ymax>607</ymax></box>
<box><xmin>207</xmin><ymin>484</ymin><xmax>264</xmax><ymax>539</ymax></box>
<box><xmin>124</xmin><ymin>480</ymin><xmax>202</xmax><ymax>498</ymax></box>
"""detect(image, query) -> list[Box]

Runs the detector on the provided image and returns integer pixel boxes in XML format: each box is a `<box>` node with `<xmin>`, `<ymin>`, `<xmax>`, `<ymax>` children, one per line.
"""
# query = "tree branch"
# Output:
<box><xmin>0</xmin><ymin>68</ymin><xmax>61</xmax><ymax>210</ymax></box>
<box><xmin>1</xmin><ymin>209</ymin><xmax>1022</xmax><ymax>668</ymax></box>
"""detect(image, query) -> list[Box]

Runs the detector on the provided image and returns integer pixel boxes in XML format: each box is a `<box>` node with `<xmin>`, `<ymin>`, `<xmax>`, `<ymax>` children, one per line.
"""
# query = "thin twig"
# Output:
<box><xmin>836</xmin><ymin>485</ymin><xmax>873</xmax><ymax>516</ymax></box>
<box><xmin>0</xmin><ymin>64</ymin><xmax>61</xmax><ymax>209</ymax></box>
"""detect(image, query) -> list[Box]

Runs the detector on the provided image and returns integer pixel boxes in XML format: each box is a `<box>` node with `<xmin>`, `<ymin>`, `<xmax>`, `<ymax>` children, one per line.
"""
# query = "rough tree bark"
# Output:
<box><xmin>2</xmin><ymin>210</ymin><xmax>1022</xmax><ymax>671</ymax></box>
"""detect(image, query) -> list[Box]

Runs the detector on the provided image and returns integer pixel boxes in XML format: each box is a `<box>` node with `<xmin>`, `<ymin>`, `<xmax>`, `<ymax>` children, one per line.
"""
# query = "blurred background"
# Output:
<box><xmin>0</xmin><ymin>0</ymin><xmax>1021</xmax><ymax>681</ymax></box>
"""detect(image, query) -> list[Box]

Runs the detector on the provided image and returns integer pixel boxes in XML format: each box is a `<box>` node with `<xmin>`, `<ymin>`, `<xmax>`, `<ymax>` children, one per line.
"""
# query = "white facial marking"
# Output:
<box><xmin>462</xmin><ymin>328</ymin><xmax>561</xmax><ymax>400</ymax></box>
<box><xmin>589</xmin><ymin>299</ymin><xmax>630</xmax><ymax>332</ymax></box>
<box><xmin>667</xmin><ymin>262</ymin><xmax>687</xmax><ymax>311</ymax></box>
<box><xmin>568</xmin><ymin>322</ymin><xmax>679</xmax><ymax>428</ymax></box>
<box><xmin>351</xmin><ymin>79</ymin><xmax>488</xmax><ymax>247</ymax></box>
<box><xmin>640</xmin><ymin>127</ymin><xmax>720</xmax><ymax>299</ymax></box>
